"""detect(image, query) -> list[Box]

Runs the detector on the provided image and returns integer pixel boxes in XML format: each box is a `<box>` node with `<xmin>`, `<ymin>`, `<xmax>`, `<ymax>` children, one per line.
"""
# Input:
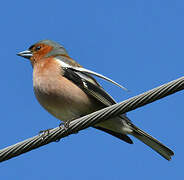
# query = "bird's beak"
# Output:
<box><xmin>17</xmin><ymin>50</ymin><xmax>33</xmax><ymax>59</ymax></box>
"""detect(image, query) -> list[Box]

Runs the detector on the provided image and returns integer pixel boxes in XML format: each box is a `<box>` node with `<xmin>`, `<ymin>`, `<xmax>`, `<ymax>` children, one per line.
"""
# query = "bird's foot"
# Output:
<box><xmin>59</xmin><ymin>120</ymin><xmax>79</xmax><ymax>134</ymax></box>
<box><xmin>64</xmin><ymin>120</ymin><xmax>71</xmax><ymax>129</ymax></box>
<box><xmin>39</xmin><ymin>128</ymin><xmax>52</xmax><ymax>139</ymax></box>
<box><xmin>59</xmin><ymin>120</ymin><xmax>71</xmax><ymax>130</ymax></box>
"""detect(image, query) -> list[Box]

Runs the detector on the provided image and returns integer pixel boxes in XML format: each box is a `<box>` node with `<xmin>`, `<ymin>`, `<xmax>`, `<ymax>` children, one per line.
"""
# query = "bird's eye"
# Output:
<box><xmin>35</xmin><ymin>46</ymin><xmax>41</xmax><ymax>51</ymax></box>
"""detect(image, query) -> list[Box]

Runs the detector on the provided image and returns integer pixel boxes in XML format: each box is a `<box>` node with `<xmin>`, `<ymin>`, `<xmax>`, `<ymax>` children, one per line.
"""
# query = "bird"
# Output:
<box><xmin>17</xmin><ymin>40</ymin><xmax>174</xmax><ymax>160</ymax></box>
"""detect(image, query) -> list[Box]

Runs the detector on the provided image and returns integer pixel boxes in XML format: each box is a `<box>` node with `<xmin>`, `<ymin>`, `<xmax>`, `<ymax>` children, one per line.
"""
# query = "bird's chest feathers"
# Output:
<box><xmin>33</xmin><ymin>59</ymin><xmax>61</xmax><ymax>93</ymax></box>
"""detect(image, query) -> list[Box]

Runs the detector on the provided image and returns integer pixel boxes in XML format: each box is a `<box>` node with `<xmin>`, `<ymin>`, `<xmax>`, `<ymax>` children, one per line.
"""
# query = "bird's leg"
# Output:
<box><xmin>64</xmin><ymin>119</ymin><xmax>72</xmax><ymax>129</ymax></box>
<box><xmin>59</xmin><ymin>119</ymin><xmax>79</xmax><ymax>134</ymax></box>
<box><xmin>59</xmin><ymin>119</ymin><xmax>72</xmax><ymax>130</ymax></box>
<box><xmin>58</xmin><ymin>122</ymin><xmax>64</xmax><ymax>128</ymax></box>
<box><xmin>39</xmin><ymin>128</ymin><xmax>53</xmax><ymax>140</ymax></box>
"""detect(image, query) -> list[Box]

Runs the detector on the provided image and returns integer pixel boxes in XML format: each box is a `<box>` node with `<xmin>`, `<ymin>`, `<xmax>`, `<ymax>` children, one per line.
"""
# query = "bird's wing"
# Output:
<box><xmin>63</xmin><ymin>68</ymin><xmax>117</xmax><ymax>107</ymax></box>
<box><xmin>56</xmin><ymin>55</ymin><xmax>118</xmax><ymax>106</ymax></box>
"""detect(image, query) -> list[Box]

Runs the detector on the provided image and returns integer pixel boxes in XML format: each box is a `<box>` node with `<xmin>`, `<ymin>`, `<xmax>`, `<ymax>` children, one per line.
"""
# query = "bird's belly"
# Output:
<box><xmin>35</xmin><ymin>92</ymin><xmax>95</xmax><ymax>121</ymax></box>
<box><xmin>33</xmin><ymin>80</ymin><xmax>97</xmax><ymax>122</ymax></box>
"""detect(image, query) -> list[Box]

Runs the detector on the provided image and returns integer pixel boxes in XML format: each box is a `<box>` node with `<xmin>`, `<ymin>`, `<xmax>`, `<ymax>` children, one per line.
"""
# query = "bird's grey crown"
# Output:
<box><xmin>33</xmin><ymin>40</ymin><xmax>68</xmax><ymax>57</ymax></box>
<box><xmin>36</xmin><ymin>40</ymin><xmax>63</xmax><ymax>48</ymax></box>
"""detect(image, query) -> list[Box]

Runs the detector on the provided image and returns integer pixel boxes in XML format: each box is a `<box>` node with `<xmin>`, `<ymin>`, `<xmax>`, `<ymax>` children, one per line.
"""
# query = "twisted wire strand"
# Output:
<box><xmin>0</xmin><ymin>76</ymin><xmax>183</xmax><ymax>163</ymax></box>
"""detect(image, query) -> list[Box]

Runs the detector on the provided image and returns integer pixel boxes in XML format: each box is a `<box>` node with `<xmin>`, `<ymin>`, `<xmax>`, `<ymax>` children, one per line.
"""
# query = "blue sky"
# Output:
<box><xmin>0</xmin><ymin>0</ymin><xmax>183</xmax><ymax>179</ymax></box>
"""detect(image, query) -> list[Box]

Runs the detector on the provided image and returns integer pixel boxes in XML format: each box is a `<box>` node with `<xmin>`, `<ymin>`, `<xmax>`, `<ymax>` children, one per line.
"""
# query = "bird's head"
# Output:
<box><xmin>17</xmin><ymin>40</ymin><xmax>68</xmax><ymax>65</ymax></box>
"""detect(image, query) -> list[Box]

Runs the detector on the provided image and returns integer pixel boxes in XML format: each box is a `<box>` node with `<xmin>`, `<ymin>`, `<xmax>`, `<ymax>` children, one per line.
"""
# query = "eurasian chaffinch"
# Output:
<box><xmin>17</xmin><ymin>40</ymin><xmax>174</xmax><ymax>160</ymax></box>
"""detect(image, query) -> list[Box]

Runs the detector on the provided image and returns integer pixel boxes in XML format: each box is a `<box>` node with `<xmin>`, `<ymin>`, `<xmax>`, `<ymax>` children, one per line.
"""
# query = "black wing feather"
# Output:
<box><xmin>63</xmin><ymin>68</ymin><xmax>116</xmax><ymax>106</ymax></box>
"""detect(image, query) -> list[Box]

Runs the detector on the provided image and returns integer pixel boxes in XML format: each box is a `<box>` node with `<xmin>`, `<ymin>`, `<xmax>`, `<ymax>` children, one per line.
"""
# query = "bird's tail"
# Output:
<box><xmin>95</xmin><ymin>116</ymin><xmax>174</xmax><ymax>160</ymax></box>
<box><xmin>131</xmin><ymin>124</ymin><xmax>174</xmax><ymax>160</ymax></box>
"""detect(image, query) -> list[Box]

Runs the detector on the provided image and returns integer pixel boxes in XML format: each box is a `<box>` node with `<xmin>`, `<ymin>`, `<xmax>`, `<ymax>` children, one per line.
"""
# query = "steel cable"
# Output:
<box><xmin>0</xmin><ymin>76</ymin><xmax>183</xmax><ymax>162</ymax></box>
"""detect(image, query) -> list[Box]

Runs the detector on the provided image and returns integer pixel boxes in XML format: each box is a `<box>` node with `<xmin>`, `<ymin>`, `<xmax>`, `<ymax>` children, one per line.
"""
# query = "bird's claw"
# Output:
<box><xmin>59</xmin><ymin>120</ymin><xmax>71</xmax><ymax>130</ymax></box>
<box><xmin>39</xmin><ymin>128</ymin><xmax>52</xmax><ymax>139</ymax></box>
<box><xmin>58</xmin><ymin>120</ymin><xmax>78</xmax><ymax>134</ymax></box>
